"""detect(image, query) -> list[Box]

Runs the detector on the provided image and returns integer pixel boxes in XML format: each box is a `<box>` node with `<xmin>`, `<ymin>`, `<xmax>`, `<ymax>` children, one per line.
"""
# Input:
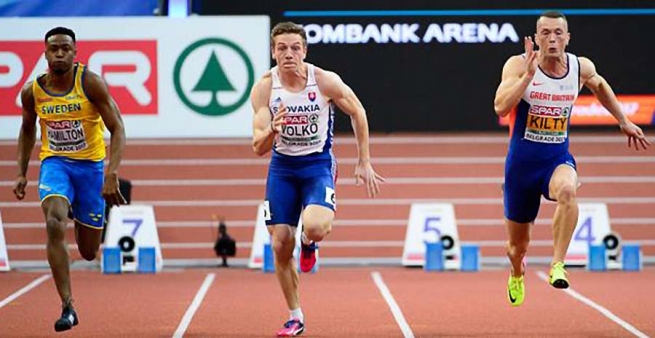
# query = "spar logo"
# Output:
<box><xmin>174</xmin><ymin>38</ymin><xmax>254</xmax><ymax>116</ymax></box>
<box><xmin>0</xmin><ymin>41</ymin><xmax>158</xmax><ymax>116</ymax></box>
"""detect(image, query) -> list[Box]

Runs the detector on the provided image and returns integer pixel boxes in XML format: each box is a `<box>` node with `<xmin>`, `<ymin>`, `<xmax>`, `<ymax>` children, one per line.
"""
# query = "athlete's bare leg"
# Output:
<box><xmin>74</xmin><ymin>220</ymin><xmax>102</xmax><ymax>261</ymax></box>
<box><xmin>301</xmin><ymin>205</ymin><xmax>334</xmax><ymax>242</ymax></box>
<box><xmin>42</xmin><ymin>197</ymin><xmax>73</xmax><ymax>306</ymax></box>
<box><xmin>269</xmin><ymin>224</ymin><xmax>299</xmax><ymax>311</ymax></box>
<box><xmin>505</xmin><ymin>219</ymin><xmax>531</xmax><ymax>277</ymax></box>
<box><xmin>548</xmin><ymin>164</ymin><xmax>579</xmax><ymax>265</ymax></box>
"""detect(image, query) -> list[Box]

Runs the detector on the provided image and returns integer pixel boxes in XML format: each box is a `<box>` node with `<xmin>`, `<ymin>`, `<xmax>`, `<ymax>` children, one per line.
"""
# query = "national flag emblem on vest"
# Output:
<box><xmin>308</xmin><ymin>91</ymin><xmax>316</xmax><ymax>102</ymax></box>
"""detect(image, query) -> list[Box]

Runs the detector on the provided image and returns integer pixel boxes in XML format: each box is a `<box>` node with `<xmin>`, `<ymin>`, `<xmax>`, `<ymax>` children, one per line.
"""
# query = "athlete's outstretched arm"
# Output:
<box><xmin>316</xmin><ymin>69</ymin><xmax>384</xmax><ymax>197</ymax></box>
<box><xmin>494</xmin><ymin>37</ymin><xmax>538</xmax><ymax>117</ymax></box>
<box><xmin>251</xmin><ymin>75</ymin><xmax>287</xmax><ymax>156</ymax></box>
<box><xmin>579</xmin><ymin>57</ymin><xmax>650</xmax><ymax>150</ymax></box>
<box><xmin>84</xmin><ymin>70</ymin><xmax>127</xmax><ymax>206</ymax></box>
<box><xmin>14</xmin><ymin>82</ymin><xmax>37</xmax><ymax>200</ymax></box>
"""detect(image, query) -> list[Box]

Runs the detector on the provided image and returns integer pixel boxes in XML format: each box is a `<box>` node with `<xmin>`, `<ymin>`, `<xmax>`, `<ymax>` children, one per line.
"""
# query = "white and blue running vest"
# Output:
<box><xmin>508</xmin><ymin>52</ymin><xmax>580</xmax><ymax>161</ymax></box>
<box><xmin>269</xmin><ymin>63</ymin><xmax>335</xmax><ymax>158</ymax></box>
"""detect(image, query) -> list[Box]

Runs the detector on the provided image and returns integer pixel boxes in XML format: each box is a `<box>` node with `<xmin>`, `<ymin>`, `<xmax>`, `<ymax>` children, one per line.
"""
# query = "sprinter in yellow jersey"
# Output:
<box><xmin>13</xmin><ymin>27</ymin><xmax>126</xmax><ymax>333</ymax></box>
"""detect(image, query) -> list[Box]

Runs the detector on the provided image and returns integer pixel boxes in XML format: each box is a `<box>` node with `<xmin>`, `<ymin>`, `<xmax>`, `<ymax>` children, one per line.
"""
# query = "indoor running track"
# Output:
<box><xmin>0</xmin><ymin>266</ymin><xmax>653</xmax><ymax>337</ymax></box>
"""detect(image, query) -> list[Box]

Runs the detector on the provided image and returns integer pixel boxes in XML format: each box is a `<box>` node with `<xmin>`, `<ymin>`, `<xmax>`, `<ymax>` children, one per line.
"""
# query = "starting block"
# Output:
<box><xmin>587</xmin><ymin>244</ymin><xmax>607</xmax><ymax>271</ymax></box>
<box><xmin>102</xmin><ymin>205</ymin><xmax>163</xmax><ymax>274</ymax></box>
<box><xmin>102</xmin><ymin>247</ymin><xmax>122</xmax><ymax>274</ymax></box>
<box><xmin>137</xmin><ymin>247</ymin><xmax>157</xmax><ymax>273</ymax></box>
<box><xmin>102</xmin><ymin>246</ymin><xmax>157</xmax><ymax>274</ymax></box>
<box><xmin>588</xmin><ymin>243</ymin><xmax>643</xmax><ymax>272</ymax></box>
<box><xmin>460</xmin><ymin>244</ymin><xmax>480</xmax><ymax>272</ymax></box>
<box><xmin>403</xmin><ymin>203</ymin><xmax>462</xmax><ymax>270</ymax></box>
<box><xmin>424</xmin><ymin>242</ymin><xmax>444</xmax><ymax>272</ymax></box>
<box><xmin>622</xmin><ymin>244</ymin><xmax>642</xmax><ymax>271</ymax></box>
<box><xmin>424</xmin><ymin>242</ymin><xmax>480</xmax><ymax>272</ymax></box>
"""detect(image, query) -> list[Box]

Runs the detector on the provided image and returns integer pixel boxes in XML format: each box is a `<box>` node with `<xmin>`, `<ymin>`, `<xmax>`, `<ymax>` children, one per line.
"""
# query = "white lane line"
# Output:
<box><xmin>371</xmin><ymin>271</ymin><xmax>414</xmax><ymax>338</ymax></box>
<box><xmin>0</xmin><ymin>274</ymin><xmax>51</xmax><ymax>309</ymax></box>
<box><xmin>172</xmin><ymin>272</ymin><xmax>216</xmax><ymax>338</ymax></box>
<box><xmin>535</xmin><ymin>271</ymin><xmax>648</xmax><ymax>338</ymax></box>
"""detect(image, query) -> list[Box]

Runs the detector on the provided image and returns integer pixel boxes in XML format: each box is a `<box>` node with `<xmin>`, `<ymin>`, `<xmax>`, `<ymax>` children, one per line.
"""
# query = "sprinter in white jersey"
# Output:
<box><xmin>494</xmin><ymin>11</ymin><xmax>649</xmax><ymax>307</ymax></box>
<box><xmin>251</xmin><ymin>22</ymin><xmax>384</xmax><ymax>337</ymax></box>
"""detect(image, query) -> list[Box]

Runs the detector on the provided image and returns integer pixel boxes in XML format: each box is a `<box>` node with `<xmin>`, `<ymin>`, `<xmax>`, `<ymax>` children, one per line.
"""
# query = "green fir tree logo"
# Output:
<box><xmin>174</xmin><ymin>38</ymin><xmax>254</xmax><ymax>116</ymax></box>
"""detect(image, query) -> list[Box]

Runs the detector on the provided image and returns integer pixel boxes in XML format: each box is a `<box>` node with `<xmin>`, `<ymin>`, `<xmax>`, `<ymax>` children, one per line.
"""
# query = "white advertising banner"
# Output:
<box><xmin>0</xmin><ymin>16</ymin><xmax>270</xmax><ymax>139</ymax></box>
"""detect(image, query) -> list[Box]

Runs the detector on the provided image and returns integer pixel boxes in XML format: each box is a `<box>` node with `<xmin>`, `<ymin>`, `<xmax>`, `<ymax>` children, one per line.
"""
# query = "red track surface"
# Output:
<box><xmin>0</xmin><ymin>267</ymin><xmax>653</xmax><ymax>336</ymax></box>
<box><xmin>0</xmin><ymin>132</ymin><xmax>654</xmax><ymax>336</ymax></box>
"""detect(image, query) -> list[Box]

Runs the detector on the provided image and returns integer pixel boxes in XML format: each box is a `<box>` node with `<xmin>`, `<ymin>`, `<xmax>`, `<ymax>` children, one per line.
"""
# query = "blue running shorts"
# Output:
<box><xmin>38</xmin><ymin>156</ymin><xmax>105</xmax><ymax>228</ymax></box>
<box><xmin>265</xmin><ymin>152</ymin><xmax>337</xmax><ymax>226</ymax></box>
<box><xmin>503</xmin><ymin>152</ymin><xmax>577</xmax><ymax>223</ymax></box>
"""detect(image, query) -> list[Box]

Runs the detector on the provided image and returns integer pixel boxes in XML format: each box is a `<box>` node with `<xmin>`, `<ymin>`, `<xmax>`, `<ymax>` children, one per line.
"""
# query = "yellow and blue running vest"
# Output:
<box><xmin>33</xmin><ymin>63</ymin><xmax>105</xmax><ymax>162</ymax></box>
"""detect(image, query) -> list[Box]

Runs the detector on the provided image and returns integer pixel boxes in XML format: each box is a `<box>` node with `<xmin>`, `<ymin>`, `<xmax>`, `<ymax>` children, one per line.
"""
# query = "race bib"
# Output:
<box><xmin>45</xmin><ymin>119</ymin><xmax>88</xmax><ymax>152</ymax></box>
<box><xmin>524</xmin><ymin>105</ymin><xmax>570</xmax><ymax>144</ymax></box>
<box><xmin>279</xmin><ymin>112</ymin><xmax>322</xmax><ymax>147</ymax></box>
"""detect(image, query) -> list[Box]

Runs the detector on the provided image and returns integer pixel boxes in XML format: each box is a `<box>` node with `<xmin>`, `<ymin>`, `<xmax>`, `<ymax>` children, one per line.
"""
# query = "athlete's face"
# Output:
<box><xmin>271</xmin><ymin>33</ymin><xmax>306</xmax><ymax>72</ymax></box>
<box><xmin>535</xmin><ymin>17</ymin><xmax>570</xmax><ymax>59</ymax></box>
<box><xmin>45</xmin><ymin>34</ymin><xmax>76</xmax><ymax>75</ymax></box>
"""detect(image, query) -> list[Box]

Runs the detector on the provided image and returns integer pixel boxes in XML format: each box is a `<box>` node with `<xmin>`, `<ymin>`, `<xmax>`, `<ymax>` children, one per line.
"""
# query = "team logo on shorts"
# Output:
<box><xmin>308</xmin><ymin>91</ymin><xmax>316</xmax><ymax>102</ymax></box>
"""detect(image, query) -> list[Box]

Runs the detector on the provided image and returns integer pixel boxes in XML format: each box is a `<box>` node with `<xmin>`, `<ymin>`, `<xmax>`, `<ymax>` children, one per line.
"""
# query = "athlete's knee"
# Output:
<box><xmin>303</xmin><ymin>221</ymin><xmax>331</xmax><ymax>242</ymax></box>
<box><xmin>554</xmin><ymin>183</ymin><xmax>577</xmax><ymax>205</ymax></box>
<box><xmin>506</xmin><ymin>239</ymin><xmax>529</xmax><ymax>260</ymax></box>
<box><xmin>45</xmin><ymin>214</ymin><xmax>67</xmax><ymax>241</ymax></box>
<box><xmin>301</xmin><ymin>206</ymin><xmax>334</xmax><ymax>241</ymax></box>
<box><xmin>272</xmin><ymin>234</ymin><xmax>294</xmax><ymax>261</ymax></box>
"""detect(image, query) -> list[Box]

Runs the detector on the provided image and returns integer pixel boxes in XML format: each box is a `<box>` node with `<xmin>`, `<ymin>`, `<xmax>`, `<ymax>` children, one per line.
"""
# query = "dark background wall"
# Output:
<box><xmin>195</xmin><ymin>1</ymin><xmax>655</xmax><ymax>133</ymax></box>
